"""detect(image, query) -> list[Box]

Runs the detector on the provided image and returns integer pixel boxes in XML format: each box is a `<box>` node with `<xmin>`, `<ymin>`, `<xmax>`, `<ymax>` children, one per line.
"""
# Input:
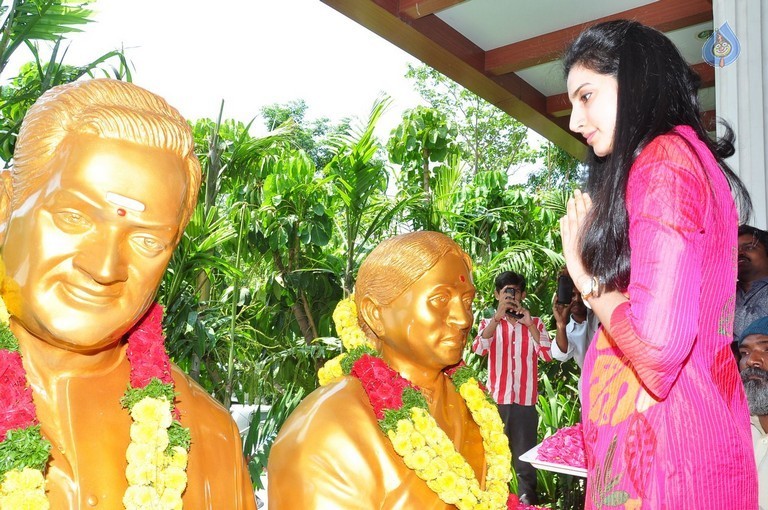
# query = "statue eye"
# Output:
<box><xmin>53</xmin><ymin>210</ymin><xmax>92</xmax><ymax>232</ymax></box>
<box><xmin>429</xmin><ymin>293</ymin><xmax>450</xmax><ymax>307</ymax></box>
<box><xmin>131</xmin><ymin>234</ymin><xmax>166</xmax><ymax>256</ymax></box>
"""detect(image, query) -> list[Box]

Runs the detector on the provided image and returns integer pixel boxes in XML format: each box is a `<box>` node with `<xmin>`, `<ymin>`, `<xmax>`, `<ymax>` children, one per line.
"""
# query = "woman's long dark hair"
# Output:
<box><xmin>564</xmin><ymin>20</ymin><xmax>751</xmax><ymax>292</ymax></box>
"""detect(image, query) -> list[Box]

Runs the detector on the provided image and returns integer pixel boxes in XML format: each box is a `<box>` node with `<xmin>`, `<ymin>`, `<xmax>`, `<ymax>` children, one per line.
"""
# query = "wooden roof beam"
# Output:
<box><xmin>485</xmin><ymin>0</ymin><xmax>713</xmax><ymax>74</ymax></box>
<box><xmin>321</xmin><ymin>0</ymin><xmax>586</xmax><ymax>158</ymax></box>
<box><xmin>546</xmin><ymin>62</ymin><xmax>716</xmax><ymax>117</ymax></box>
<box><xmin>399</xmin><ymin>0</ymin><xmax>468</xmax><ymax>20</ymax></box>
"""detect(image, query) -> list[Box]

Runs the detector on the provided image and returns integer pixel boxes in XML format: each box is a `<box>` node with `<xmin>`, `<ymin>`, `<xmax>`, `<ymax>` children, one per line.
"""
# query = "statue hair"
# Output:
<box><xmin>11</xmin><ymin>78</ymin><xmax>201</xmax><ymax>228</ymax></box>
<box><xmin>354</xmin><ymin>231</ymin><xmax>472</xmax><ymax>338</ymax></box>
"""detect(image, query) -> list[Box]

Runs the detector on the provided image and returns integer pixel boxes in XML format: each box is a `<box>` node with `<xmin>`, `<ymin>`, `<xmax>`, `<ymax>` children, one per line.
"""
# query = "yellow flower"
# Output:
<box><xmin>432</xmin><ymin>436</ymin><xmax>455</xmax><ymax>457</ymax></box>
<box><xmin>130</xmin><ymin>421</ymin><xmax>162</xmax><ymax>445</ymax></box>
<box><xmin>126</xmin><ymin>462</ymin><xmax>157</xmax><ymax>486</ymax></box>
<box><xmin>0</xmin><ymin>295</ymin><xmax>9</xmax><ymax>325</ymax></box>
<box><xmin>159</xmin><ymin>489</ymin><xmax>184</xmax><ymax>510</ymax></box>
<box><xmin>123</xmin><ymin>485</ymin><xmax>157</xmax><ymax>508</ymax></box>
<box><xmin>126</xmin><ymin>442</ymin><xmax>156</xmax><ymax>466</ymax></box>
<box><xmin>0</xmin><ymin>490</ymin><xmax>50</xmax><ymax>509</ymax></box>
<box><xmin>160</xmin><ymin>466</ymin><xmax>188</xmax><ymax>492</ymax></box>
<box><xmin>332</xmin><ymin>296</ymin><xmax>374</xmax><ymax>350</ymax></box>
<box><xmin>0</xmin><ymin>467</ymin><xmax>45</xmax><ymax>493</ymax></box>
<box><xmin>395</xmin><ymin>419</ymin><xmax>414</xmax><ymax>436</ymax></box>
<box><xmin>0</xmin><ymin>267</ymin><xmax>22</xmax><ymax>319</ymax></box>
<box><xmin>403</xmin><ymin>449</ymin><xmax>432</xmax><ymax>471</ymax></box>
<box><xmin>422</xmin><ymin>425</ymin><xmax>443</xmax><ymax>446</ymax></box>
<box><xmin>131</xmin><ymin>397</ymin><xmax>173</xmax><ymax>428</ymax></box>
<box><xmin>446</xmin><ymin>451</ymin><xmax>467</xmax><ymax>470</ymax></box>
<box><xmin>409</xmin><ymin>431</ymin><xmax>426</xmax><ymax>449</ymax></box>
<box><xmin>318</xmin><ymin>354</ymin><xmax>345</xmax><ymax>386</ymax></box>
<box><xmin>166</xmin><ymin>446</ymin><xmax>189</xmax><ymax>469</ymax></box>
<box><xmin>387</xmin><ymin>430</ymin><xmax>413</xmax><ymax>455</ymax></box>
<box><xmin>421</xmin><ymin>461</ymin><xmax>441</xmax><ymax>481</ymax></box>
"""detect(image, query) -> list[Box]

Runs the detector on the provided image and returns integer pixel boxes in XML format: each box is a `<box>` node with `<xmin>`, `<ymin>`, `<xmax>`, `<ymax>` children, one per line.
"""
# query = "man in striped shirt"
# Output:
<box><xmin>472</xmin><ymin>271</ymin><xmax>551</xmax><ymax>505</ymax></box>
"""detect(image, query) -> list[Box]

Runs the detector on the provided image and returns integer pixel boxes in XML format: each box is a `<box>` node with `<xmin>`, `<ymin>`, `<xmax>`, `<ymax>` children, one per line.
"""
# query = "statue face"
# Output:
<box><xmin>2</xmin><ymin>133</ymin><xmax>188</xmax><ymax>352</ymax></box>
<box><xmin>378</xmin><ymin>252</ymin><xmax>475</xmax><ymax>372</ymax></box>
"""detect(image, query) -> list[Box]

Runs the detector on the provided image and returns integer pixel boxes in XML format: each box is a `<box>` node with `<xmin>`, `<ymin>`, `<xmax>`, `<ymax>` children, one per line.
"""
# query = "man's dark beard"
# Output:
<box><xmin>742</xmin><ymin>367</ymin><xmax>768</xmax><ymax>415</ymax></box>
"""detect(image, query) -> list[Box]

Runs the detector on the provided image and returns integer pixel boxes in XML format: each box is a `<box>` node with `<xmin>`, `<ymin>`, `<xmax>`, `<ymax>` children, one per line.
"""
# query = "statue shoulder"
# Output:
<box><xmin>267</xmin><ymin>376</ymin><xmax>392</xmax><ymax>508</ymax></box>
<box><xmin>275</xmin><ymin>376</ymin><xmax>376</xmax><ymax>444</ymax></box>
<box><xmin>170</xmin><ymin>363</ymin><xmax>237</xmax><ymax>431</ymax></box>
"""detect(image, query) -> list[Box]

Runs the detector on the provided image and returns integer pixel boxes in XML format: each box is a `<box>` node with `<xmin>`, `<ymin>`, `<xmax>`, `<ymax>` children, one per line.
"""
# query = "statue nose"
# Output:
<box><xmin>73</xmin><ymin>228</ymin><xmax>129</xmax><ymax>285</ymax></box>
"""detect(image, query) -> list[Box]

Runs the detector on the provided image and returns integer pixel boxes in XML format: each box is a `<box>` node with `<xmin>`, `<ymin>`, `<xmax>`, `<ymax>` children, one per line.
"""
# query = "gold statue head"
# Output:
<box><xmin>7</xmin><ymin>79</ymin><xmax>201</xmax><ymax>230</ymax></box>
<box><xmin>0</xmin><ymin>79</ymin><xmax>201</xmax><ymax>353</ymax></box>
<box><xmin>356</xmin><ymin>231</ymin><xmax>475</xmax><ymax>375</ymax></box>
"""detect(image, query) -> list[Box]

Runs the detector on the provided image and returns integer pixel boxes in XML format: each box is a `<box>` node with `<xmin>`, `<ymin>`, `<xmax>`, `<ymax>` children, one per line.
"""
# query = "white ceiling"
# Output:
<box><xmin>437</xmin><ymin>0</ymin><xmax>658</xmax><ymax>50</ymax></box>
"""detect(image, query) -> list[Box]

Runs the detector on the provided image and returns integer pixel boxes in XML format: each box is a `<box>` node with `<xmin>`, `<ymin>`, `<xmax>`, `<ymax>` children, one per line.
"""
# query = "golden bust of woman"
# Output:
<box><xmin>268</xmin><ymin>231</ymin><xmax>510</xmax><ymax>509</ymax></box>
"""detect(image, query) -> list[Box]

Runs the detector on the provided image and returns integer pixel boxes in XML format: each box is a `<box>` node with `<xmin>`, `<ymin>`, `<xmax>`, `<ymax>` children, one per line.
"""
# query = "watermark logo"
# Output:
<box><xmin>702</xmin><ymin>22</ymin><xmax>741</xmax><ymax>68</ymax></box>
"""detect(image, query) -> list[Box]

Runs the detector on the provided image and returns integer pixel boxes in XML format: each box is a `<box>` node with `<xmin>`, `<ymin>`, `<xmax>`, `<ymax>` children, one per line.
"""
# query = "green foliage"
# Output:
<box><xmin>167</xmin><ymin>421</ymin><xmax>192</xmax><ymax>453</ymax></box>
<box><xmin>0</xmin><ymin>426</ymin><xmax>51</xmax><ymax>475</ymax></box>
<box><xmin>0</xmin><ymin>0</ymin><xmax>131</xmax><ymax>163</ymax></box>
<box><xmin>380</xmin><ymin>387</ymin><xmax>428</xmax><ymax>433</ymax></box>
<box><xmin>535</xmin><ymin>369</ymin><xmax>585</xmax><ymax>509</ymax></box>
<box><xmin>242</xmin><ymin>383</ymin><xmax>306</xmax><ymax>490</ymax></box>
<box><xmin>405</xmin><ymin>63</ymin><xmax>537</xmax><ymax>176</ymax></box>
<box><xmin>119</xmin><ymin>379</ymin><xmax>176</xmax><ymax>410</ymax></box>
<box><xmin>527</xmin><ymin>142</ymin><xmax>585</xmax><ymax>192</ymax></box>
<box><xmin>260</xmin><ymin>99</ymin><xmax>350</xmax><ymax>168</ymax></box>
<box><xmin>0</xmin><ymin>323</ymin><xmax>18</xmax><ymax>351</ymax></box>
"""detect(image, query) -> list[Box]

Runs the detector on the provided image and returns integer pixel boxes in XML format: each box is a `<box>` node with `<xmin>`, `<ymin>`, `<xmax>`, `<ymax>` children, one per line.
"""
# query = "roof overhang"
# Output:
<box><xmin>320</xmin><ymin>0</ymin><xmax>715</xmax><ymax>159</ymax></box>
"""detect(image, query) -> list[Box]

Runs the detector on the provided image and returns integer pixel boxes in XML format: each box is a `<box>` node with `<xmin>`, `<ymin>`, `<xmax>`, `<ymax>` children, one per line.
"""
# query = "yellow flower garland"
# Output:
<box><xmin>123</xmin><ymin>397</ymin><xmax>188</xmax><ymax>509</ymax></box>
<box><xmin>321</xmin><ymin>297</ymin><xmax>512</xmax><ymax>510</ymax></box>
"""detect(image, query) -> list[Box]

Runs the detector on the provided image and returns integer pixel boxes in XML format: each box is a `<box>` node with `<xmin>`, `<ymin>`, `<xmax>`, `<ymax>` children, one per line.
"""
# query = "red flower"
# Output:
<box><xmin>0</xmin><ymin>350</ymin><xmax>38</xmax><ymax>440</ymax></box>
<box><xmin>126</xmin><ymin>303</ymin><xmax>172</xmax><ymax>387</ymax></box>
<box><xmin>537</xmin><ymin>423</ymin><xmax>586</xmax><ymax>468</ymax></box>
<box><xmin>351</xmin><ymin>354</ymin><xmax>414</xmax><ymax>419</ymax></box>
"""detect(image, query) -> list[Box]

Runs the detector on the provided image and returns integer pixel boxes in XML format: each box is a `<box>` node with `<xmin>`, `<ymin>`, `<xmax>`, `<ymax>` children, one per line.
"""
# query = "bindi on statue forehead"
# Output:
<box><xmin>106</xmin><ymin>191</ymin><xmax>145</xmax><ymax>213</ymax></box>
<box><xmin>459</xmin><ymin>275</ymin><xmax>465</xmax><ymax>282</ymax></box>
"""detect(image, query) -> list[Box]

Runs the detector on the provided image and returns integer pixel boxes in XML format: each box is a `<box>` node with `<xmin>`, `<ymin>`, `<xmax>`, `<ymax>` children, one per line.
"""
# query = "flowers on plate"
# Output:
<box><xmin>537</xmin><ymin>423</ymin><xmax>586</xmax><ymax>469</ymax></box>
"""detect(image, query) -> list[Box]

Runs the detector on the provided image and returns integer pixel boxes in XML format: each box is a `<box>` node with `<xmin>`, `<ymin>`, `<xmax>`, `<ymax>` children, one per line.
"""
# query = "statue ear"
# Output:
<box><xmin>0</xmin><ymin>170</ymin><xmax>12</xmax><ymax>245</ymax></box>
<box><xmin>358</xmin><ymin>296</ymin><xmax>384</xmax><ymax>338</ymax></box>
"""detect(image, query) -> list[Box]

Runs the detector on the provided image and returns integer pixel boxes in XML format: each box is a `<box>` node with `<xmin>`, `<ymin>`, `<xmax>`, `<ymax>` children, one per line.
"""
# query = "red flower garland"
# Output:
<box><xmin>125</xmin><ymin>303</ymin><xmax>173</xmax><ymax>388</ymax></box>
<box><xmin>0</xmin><ymin>350</ymin><xmax>37</xmax><ymax>441</ymax></box>
<box><xmin>350</xmin><ymin>354</ymin><xmax>414</xmax><ymax>419</ymax></box>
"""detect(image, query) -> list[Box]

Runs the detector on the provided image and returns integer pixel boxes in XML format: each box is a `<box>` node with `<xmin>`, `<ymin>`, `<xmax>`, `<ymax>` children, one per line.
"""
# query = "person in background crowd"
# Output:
<box><xmin>560</xmin><ymin>19</ymin><xmax>756</xmax><ymax>508</ymax></box>
<box><xmin>472</xmin><ymin>271</ymin><xmax>551</xmax><ymax>505</ymax></box>
<box><xmin>736</xmin><ymin>225</ymin><xmax>768</xmax><ymax>339</ymax></box>
<box><xmin>551</xmin><ymin>271</ymin><xmax>599</xmax><ymax>398</ymax></box>
<box><xmin>738</xmin><ymin>316</ymin><xmax>768</xmax><ymax>510</ymax></box>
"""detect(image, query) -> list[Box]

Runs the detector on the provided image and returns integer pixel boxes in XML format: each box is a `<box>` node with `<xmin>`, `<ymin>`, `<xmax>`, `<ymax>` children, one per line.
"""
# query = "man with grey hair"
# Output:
<box><xmin>739</xmin><ymin>316</ymin><xmax>768</xmax><ymax>510</ymax></box>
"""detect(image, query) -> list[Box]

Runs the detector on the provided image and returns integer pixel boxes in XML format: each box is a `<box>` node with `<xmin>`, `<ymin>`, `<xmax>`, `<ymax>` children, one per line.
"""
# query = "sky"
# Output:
<box><xmin>12</xmin><ymin>0</ymin><xmax>426</xmax><ymax>135</ymax></box>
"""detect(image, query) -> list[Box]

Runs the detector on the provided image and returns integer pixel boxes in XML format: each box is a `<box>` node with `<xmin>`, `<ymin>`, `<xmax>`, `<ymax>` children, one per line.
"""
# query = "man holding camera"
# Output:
<box><xmin>552</xmin><ymin>271</ymin><xmax>600</xmax><ymax>398</ymax></box>
<box><xmin>472</xmin><ymin>271</ymin><xmax>551</xmax><ymax>505</ymax></box>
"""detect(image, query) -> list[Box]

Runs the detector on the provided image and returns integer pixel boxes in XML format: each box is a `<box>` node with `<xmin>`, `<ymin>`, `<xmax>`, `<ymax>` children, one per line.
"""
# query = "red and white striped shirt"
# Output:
<box><xmin>472</xmin><ymin>316</ymin><xmax>551</xmax><ymax>406</ymax></box>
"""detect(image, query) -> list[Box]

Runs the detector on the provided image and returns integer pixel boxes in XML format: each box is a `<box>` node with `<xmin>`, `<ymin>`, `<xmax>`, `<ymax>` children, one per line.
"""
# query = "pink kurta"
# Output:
<box><xmin>581</xmin><ymin>126</ymin><xmax>758</xmax><ymax>509</ymax></box>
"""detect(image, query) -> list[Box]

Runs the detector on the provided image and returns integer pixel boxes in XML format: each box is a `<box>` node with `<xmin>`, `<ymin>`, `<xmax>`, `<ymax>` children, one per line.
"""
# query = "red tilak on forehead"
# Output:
<box><xmin>117</xmin><ymin>208</ymin><xmax>126</xmax><ymax>217</ymax></box>
<box><xmin>459</xmin><ymin>275</ymin><xmax>465</xmax><ymax>282</ymax></box>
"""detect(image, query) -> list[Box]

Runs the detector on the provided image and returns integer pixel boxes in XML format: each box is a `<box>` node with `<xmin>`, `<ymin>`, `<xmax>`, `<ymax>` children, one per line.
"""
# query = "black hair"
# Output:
<box><xmin>564</xmin><ymin>20</ymin><xmax>751</xmax><ymax>292</ymax></box>
<box><xmin>494</xmin><ymin>271</ymin><xmax>526</xmax><ymax>293</ymax></box>
<box><xmin>738</xmin><ymin>225</ymin><xmax>768</xmax><ymax>255</ymax></box>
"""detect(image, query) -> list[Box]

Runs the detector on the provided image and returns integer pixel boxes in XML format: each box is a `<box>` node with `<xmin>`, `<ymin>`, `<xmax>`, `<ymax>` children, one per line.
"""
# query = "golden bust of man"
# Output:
<box><xmin>0</xmin><ymin>79</ymin><xmax>256</xmax><ymax>509</ymax></box>
<box><xmin>268</xmin><ymin>231</ymin><xmax>505</xmax><ymax>509</ymax></box>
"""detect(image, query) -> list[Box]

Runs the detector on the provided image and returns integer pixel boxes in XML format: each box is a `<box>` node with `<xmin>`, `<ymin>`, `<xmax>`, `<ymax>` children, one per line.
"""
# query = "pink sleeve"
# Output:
<box><xmin>609</xmin><ymin>138</ymin><xmax>707</xmax><ymax>399</ymax></box>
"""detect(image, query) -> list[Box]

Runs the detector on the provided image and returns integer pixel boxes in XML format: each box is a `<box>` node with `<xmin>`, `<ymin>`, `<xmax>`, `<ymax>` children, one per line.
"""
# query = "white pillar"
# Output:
<box><xmin>714</xmin><ymin>0</ymin><xmax>768</xmax><ymax>229</ymax></box>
